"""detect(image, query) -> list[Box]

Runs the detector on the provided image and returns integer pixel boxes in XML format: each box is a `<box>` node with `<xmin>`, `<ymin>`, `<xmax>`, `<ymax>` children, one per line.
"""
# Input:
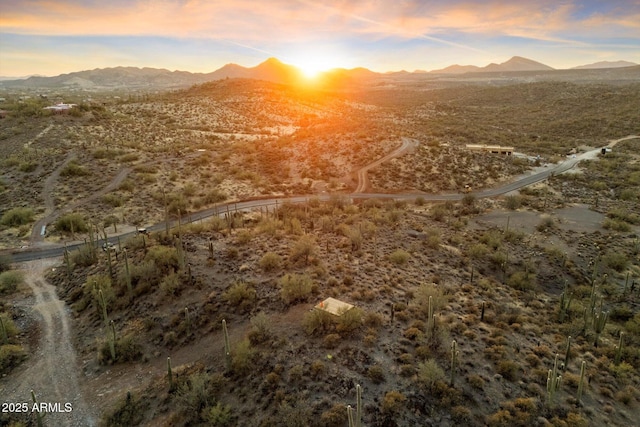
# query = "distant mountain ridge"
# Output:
<box><xmin>430</xmin><ymin>56</ymin><xmax>553</xmax><ymax>74</ymax></box>
<box><xmin>571</xmin><ymin>60</ymin><xmax>638</xmax><ymax>70</ymax></box>
<box><xmin>1</xmin><ymin>56</ymin><xmax>637</xmax><ymax>88</ymax></box>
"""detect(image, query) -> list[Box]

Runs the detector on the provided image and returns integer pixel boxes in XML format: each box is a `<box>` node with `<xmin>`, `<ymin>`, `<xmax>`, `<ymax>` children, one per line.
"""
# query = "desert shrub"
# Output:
<box><xmin>248</xmin><ymin>312</ymin><xmax>271</xmax><ymax>345</ymax></box>
<box><xmin>467</xmin><ymin>374</ymin><xmax>485</xmax><ymax>389</ymax></box>
<box><xmin>144</xmin><ymin>246</ymin><xmax>179</xmax><ymax>274</ymax></box>
<box><xmin>280</xmin><ymin>273</ymin><xmax>313</xmax><ymax>304</ymax></box>
<box><xmin>431</xmin><ymin>204</ymin><xmax>448</xmax><ymax>222</ymax></box>
<box><xmin>389</xmin><ymin>249</ymin><xmax>410</xmax><ymax>265</ymax></box>
<box><xmin>322</xmin><ymin>333</ymin><xmax>342</xmax><ymax>349</ymax></box>
<box><xmin>231</xmin><ymin>339</ymin><xmax>254</xmax><ymax>375</ymax></box>
<box><xmin>468</xmin><ymin>243</ymin><xmax>489</xmax><ymax>259</ymax></box>
<box><xmin>202</xmin><ymin>189</ymin><xmax>227</xmax><ymax>204</ymax></box>
<box><xmin>99</xmin><ymin>333</ymin><xmax>143</xmax><ymax>364</ymax></box>
<box><xmin>504</xmin><ymin>195</ymin><xmax>522</xmax><ymax>210</ymax></box>
<box><xmin>381</xmin><ymin>390</ymin><xmax>406</xmax><ymax>415</ymax></box>
<box><xmin>101</xmin><ymin>391</ymin><xmax>146</xmax><ymax>427</ymax></box>
<box><xmin>603</xmin><ymin>252</ymin><xmax>628</xmax><ymax>272</ymax></box>
<box><xmin>160</xmin><ymin>272</ymin><xmax>181</xmax><ymax>296</ymax></box>
<box><xmin>71</xmin><ymin>243</ymin><xmax>98</xmax><ymax>267</ymax></box>
<box><xmin>320</xmin><ymin>403</ymin><xmax>348</xmax><ymax>427</ymax></box>
<box><xmin>607</xmin><ymin>208</ymin><xmax>640</xmax><ymax>225</ymax></box>
<box><xmin>61</xmin><ymin>161</ymin><xmax>90</xmax><ymax>177</ymax></box>
<box><xmin>336</xmin><ymin>307</ymin><xmax>363</xmax><ymax>334</ymax></box>
<box><xmin>417</xmin><ymin>359</ymin><xmax>445</xmax><ymax>390</ymax></box>
<box><xmin>55</xmin><ymin>213</ymin><xmax>88</xmax><ymax>233</ymax></box>
<box><xmin>451</xmin><ymin>405</ymin><xmax>473</xmax><ymax>423</ymax></box>
<box><xmin>536</xmin><ymin>215</ymin><xmax>555</xmax><ymax>231</ymax></box>
<box><xmin>480</xmin><ymin>230</ymin><xmax>503</xmax><ymax>250</ymax></box>
<box><xmin>414</xmin><ymin>283</ymin><xmax>447</xmax><ymax>316</ymax></box>
<box><xmin>0</xmin><ymin>255</ymin><xmax>10</xmax><ymax>273</ymax></box>
<box><xmin>497</xmin><ymin>360</ymin><xmax>519</xmax><ymax>381</ymax></box>
<box><xmin>290</xmin><ymin>235</ymin><xmax>316</xmax><ymax>264</ymax></box>
<box><xmin>0</xmin><ymin>207</ymin><xmax>34</xmax><ymax>227</ymax></box>
<box><xmin>19</xmin><ymin>161</ymin><xmax>38</xmax><ymax>172</ymax></box>
<box><xmin>259</xmin><ymin>252</ymin><xmax>282</xmax><ymax>271</ymax></box>
<box><xmin>224</xmin><ymin>281</ymin><xmax>256</xmax><ymax>308</ymax></box>
<box><xmin>0</xmin><ymin>313</ymin><xmax>18</xmax><ymax>340</ymax></box>
<box><xmin>102</xmin><ymin>193</ymin><xmax>124</xmax><ymax>207</ymax></box>
<box><xmin>368</xmin><ymin>364</ymin><xmax>386</xmax><ymax>384</ymax></box>
<box><xmin>486</xmin><ymin>409</ymin><xmax>513</xmax><ymax>427</ymax></box>
<box><xmin>0</xmin><ymin>344</ymin><xmax>27</xmax><ymax>375</ymax></box>
<box><xmin>602</xmin><ymin>218</ymin><xmax>631</xmax><ymax>232</ymax></box>
<box><xmin>506</xmin><ymin>271</ymin><xmax>536</xmax><ymax>291</ymax></box>
<box><xmin>130</xmin><ymin>260</ymin><xmax>159</xmax><ymax>291</ymax></box>
<box><xmin>302</xmin><ymin>309</ymin><xmax>333</xmax><ymax>336</ymax></box>
<box><xmin>167</xmin><ymin>195</ymin><xmax>188</xmax><ymax>215</ymax></box>
<box><xmin>204</xmin><ymin>402</ymin><xmax>234</xmax><ymax>427</ymax></box>
<box><xmin>0</xmin><ymin>271</ymin><xmax>23</xmax><ymax>295</ymax></box>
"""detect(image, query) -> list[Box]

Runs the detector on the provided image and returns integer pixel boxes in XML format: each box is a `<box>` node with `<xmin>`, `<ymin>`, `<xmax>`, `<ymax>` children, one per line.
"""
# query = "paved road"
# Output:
<box><xmin>5</xmin><ymin>136</ymin><xmax>637</xmax><ymax>263</ymax></box>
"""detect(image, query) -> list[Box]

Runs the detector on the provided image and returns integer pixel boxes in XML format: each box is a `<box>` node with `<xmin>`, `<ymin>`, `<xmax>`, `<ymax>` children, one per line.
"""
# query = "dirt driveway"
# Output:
<box><xmin>1</xmin><ymin>259</ymin><xmax>97</xmax><ymax>427</ymax></box>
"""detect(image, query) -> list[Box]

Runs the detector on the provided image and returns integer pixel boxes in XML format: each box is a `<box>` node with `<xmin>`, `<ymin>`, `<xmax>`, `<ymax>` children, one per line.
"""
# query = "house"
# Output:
<box><xmin>43</xmin><ymin>102</ymin><xmax>77</xmax><ymax>113</ymax></box>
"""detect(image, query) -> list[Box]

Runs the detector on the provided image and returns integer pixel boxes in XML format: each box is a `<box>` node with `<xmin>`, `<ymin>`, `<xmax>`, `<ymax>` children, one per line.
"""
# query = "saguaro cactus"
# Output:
<box><xmin>222</xmin><ymin>319</ymin><xmax>231</xmax><ymax>369</ymax></box>
<box><xmin>167</xmin><ymin>356</ymin><xmax>174</xmax><ymax>390</ymax></box>
<box><xmin>450</xmin><ymin>340</ymin><xmax>459</xmax><ymax>386</ymax></box>
<box><xmin>123</xmin><ymin>249</ymin><xmax>132</xmax><ymax>299</ymax></box>
<box><xmin>614</xmin><ymin>332</ymin><xmax>624</xmax><ymax>365</ymax></box>
<box><xmin>592</xmin><ymin>310</ymin><xmax>608</xmax><ymax>347</ymax></box>
<box><xmin>347</xmin><ymin>405</ymin><xmax>355</xmax><ymax>427</ymax></box>
<box><xmin>0</xmin><ymin>315</ymin><xmax>8</xmax><ymax>344</ymax></box>
<box><xmin>30</xmin><ymin>390</ymin><xmax>44</xmax><ymax>427</ymax></box>
<box><xmin>355</xmin><ymin>384</ymin><xmax>362</xmax><ymax>427</ymax></box>
<box><xmin>577</xmin><ymin>360</ymin><xmax>586</xmax><ymax>403</ymax></box>
<box><xmin>546</xmin><ymin>354</ymin><xmax>562</xmax><ymax>406</ymax></box>
<box><xmin>109</xmin><ymin>320</ymin><xmax>117</xmax><ymax>362</ymax></box>
<box><xmin>563</xmin><ymin>336</ymin><xmax>572</xmax><ymax>368</ymax></box>
<box><xmin>98</xmin><ymin>289</ymin><xmax>109</xmax><ymax>326</ymax></box>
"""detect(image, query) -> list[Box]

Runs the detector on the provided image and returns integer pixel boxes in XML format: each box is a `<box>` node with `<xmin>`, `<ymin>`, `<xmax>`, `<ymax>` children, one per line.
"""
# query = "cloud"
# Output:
<box><xmin>2</xmin><ymin>0</ymin><xmax>638</xmax><ymax>43</ymax></box>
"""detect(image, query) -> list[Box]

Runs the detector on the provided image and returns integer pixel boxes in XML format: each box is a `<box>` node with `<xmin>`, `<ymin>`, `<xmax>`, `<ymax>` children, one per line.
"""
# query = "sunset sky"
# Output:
<box><xmin>1</xmin><ymin>0</ymin><xmax>639</xmax><ymax>77</ymax></box>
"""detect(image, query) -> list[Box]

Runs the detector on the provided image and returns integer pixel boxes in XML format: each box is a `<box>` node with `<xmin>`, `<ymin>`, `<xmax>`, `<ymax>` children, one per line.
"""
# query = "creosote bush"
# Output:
<box><xmin>280</xmin><ymin>273</ymin><xmax>313</xmax><ymax>305</ymax></box>
<box><xmin>0</xmin><ymin>207</ymin><xmax>34</xmax><ymax>227</ymax></box>
<box><xmin>55</xmin><ymin>213</ymin><xmax>89</xmax><ymax>233</ymax></box>
<box><xmin>0</xmin><ymin>270</ymin><xmax>24</xmax><ymax>295</ymax></box>
<box><xmin>259</xmin><ymin>252</ymin><xmax>282</xmax><ymax>271</ymax></box>
<box><xmin>389</xmin><ymin>249</ymin><xmax>410</xmax><ymax>265</ymax></box>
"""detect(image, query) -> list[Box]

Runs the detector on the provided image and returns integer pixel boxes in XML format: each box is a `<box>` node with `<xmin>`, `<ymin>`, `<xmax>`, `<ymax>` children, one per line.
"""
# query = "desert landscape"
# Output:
<box><xmin>0</xmin><ymin>57</ymin><xmax>639</xmax><ymax>427</ymax></box>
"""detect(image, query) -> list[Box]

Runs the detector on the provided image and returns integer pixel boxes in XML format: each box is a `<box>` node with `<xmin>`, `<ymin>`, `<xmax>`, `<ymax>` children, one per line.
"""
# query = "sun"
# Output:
<box><xmin>294</xmin><ymin>56</ymin><xmax>331</xmax><ymax>78</ymax></box>
<box><xmin>288</xmin><ymin>50</ymin><xmax>349</xmax><ymax>79</ymax></box>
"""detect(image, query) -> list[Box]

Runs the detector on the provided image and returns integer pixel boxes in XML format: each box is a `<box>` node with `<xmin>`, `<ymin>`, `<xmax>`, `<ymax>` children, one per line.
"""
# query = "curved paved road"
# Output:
<box><xmin>5</xmin><ymin>135</ymin><xmax>638</xmax><ymax>263</ymax></box>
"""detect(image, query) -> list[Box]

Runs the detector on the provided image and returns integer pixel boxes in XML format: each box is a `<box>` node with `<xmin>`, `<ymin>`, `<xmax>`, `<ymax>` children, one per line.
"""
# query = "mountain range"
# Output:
<box><xmin>1</xmin><ymin>56</ymin><xmax>637</xmax><ymax>89</ymax></box>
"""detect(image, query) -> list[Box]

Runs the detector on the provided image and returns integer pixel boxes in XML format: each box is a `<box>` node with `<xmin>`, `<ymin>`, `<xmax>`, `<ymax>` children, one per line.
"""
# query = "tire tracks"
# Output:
<box><xmin>1</xmin><ymin>260</ymin><xmax>96</xmax><ymax>426</ymax></box>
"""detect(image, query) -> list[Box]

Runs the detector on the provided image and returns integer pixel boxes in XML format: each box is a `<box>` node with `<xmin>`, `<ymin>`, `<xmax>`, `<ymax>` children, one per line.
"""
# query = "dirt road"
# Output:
<box><xmin>1</xmin><ymin>259</ymin><xmax>97</xmax><ymax>426</ymax></box>
<box><xmin>354</xmin><ymin>137</ymin><xmax>418</xmax><ymax>193</ymax></box>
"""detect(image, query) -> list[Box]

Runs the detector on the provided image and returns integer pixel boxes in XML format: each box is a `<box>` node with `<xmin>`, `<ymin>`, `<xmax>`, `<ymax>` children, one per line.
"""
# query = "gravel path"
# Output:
<box><xmin>1</xmin><ymin>259</ymin><xmax>97</xmax><ymax>426</ymax></box>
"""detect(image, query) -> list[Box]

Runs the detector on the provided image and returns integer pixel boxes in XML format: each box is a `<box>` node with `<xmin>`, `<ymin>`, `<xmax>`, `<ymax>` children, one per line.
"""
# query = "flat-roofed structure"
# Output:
<box><xmin>466</xmin><ymin>144</ymin><xmax>514</xmax><ymax>155</ymax></box>
<box><xmin>314</xmin><ymin>297</ymin><xmax>354</xmax><ymax>316</ymax></box>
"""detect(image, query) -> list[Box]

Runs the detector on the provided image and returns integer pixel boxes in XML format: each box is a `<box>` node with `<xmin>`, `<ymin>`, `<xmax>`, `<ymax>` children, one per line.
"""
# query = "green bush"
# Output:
<box><xmin>55</xmin><ymin>213</ymin><xmax>89</xmax><ymax>233</ymax></box>
<box><xmin>0</xmin><ymin>271</ymin><xmax>24</xmax><ymax>295</ymax></box>
<box><xmin>61</xmin><ymin>161</ymin><xmax>90</xmax><ymax>177</ymax></box>
<box><xmin>1</xmin><ymin>207</ymin><xmax>34</xmax><ymax>227</ymax></box>
<box><xmin>290</xmin><ymin>235</ymin><xmax>316</xmax><ymax>264</ymax></box>
<box><xmin>389</xmin><ymin>249</ymin><xmax>410</xmax><ymax>265</ymax></box>
<box><xmin>417</xmin><ymin>359</ymin><xmax>445</xmax><ymax>389</ymax></box>
<box><xmin>280</xmin><ymin>273</ymin><xmax>313</xmax><ymax>305</ymax></box>
<box><xmin>223</xmin><ymin>281</ymin><xmax>256</xmax><ymax>308</ymax></box>
<box><xmin>603</xmin><ymin>252</ymin><xmax>628</xmax><ymax>272</ymax></box>
<box><xmin>506</xmin><ymin>271</ymin><xmax>536</xmax><ymax>291</ymax></box>
<box><xmin>259</xmin><ymin>252</ymin><xmax>282</xmax><ymax>271</ymax></box>
<box><xmin>302</xmin><ymin>309</ymin><xmax>333</xmax><ymax>336</ymax></box>
<box><xmin>71</xmin><ymin>243</ymin><xmax>98</xmax><ymax>267</ymax></box>
<box><xmin>101</xmin><ymin>391</ymin><xmax>146</xmax><ymax>427</ymax></box>
<box><xmin>336</xmin><ymin>307</ymin><xmax>363</xmax><ymax>334</ymax></box>
<box><xmin>145</xmin><ymin>246</ymin><xmax>179</xmax><ymax>274</ymax></box>
<box><xmin>504</xmin><ymin>195</ymin><xmax>522</xmax><ymax>210</ymax></box>
<box><xmin>160</xmin><ymin>272</ymin><xmax>181</xmax><ymax>296</ymax></box>
<box><xmin>602</xmin><ymin>218</ymin><xmax>631</xmax><ymax>232</ymax></box>
<box><xmin>204</xmin><ymin>402</ymin><xmax>234</xmax><ymax>427</ymax></box>
<box><xmin>0</xmin><ymin>344</ymin><xmax>27</xmax><ymax>375</ymax></box>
